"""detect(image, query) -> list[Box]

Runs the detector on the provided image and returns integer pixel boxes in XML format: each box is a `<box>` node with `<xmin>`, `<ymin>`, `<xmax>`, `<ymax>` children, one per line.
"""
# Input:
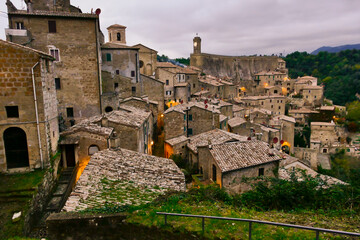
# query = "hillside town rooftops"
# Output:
<box><xmin>220</xmin><ymin>115</ymin><xmax>228</xmax><ymax>123</ymax></box>
<box><xmin>156</xmin><ymin>62</ymin><xmax>177</xmax><ymax>68</ymax></box>
<box><xmin>209</xmin><ymin>141</ymin><xmax>282</xmax><ymax>173</ymax></box>
<box><xmin>199</xmin><ymin>75</ymin><xmax>233</xmax><ymax>86</ymax></box>
<box><xmin>250</xmin><ymin>108</ymin><xmax>272</xmax><ymax>115</ymax></box>
<box><xmin>63</xmin><ymin>148</ymin><xmax>185</xmax><ymax>212</ymax></box>
<box><xmin>187</xmin><ymin>129</ymin><xmax>248</xmax><ymax>154</ymax></box>
<box><xmin>61</xmin><ymin>123</ymin><xmax>114</xmax><ymax>137</ymax></box>
<box><xmin>165</xmin><ymin>135</ymin><xmax>189</xmax><ymax>146</ymax></box>
<box><xmin>289</xmin><ymin>108</ymin><xmax>319</xmax><ymax>114</ymax></box>
<box><xmin>120</xmin><ymin>96</ymin><xmax>158</xmax><ymax>105</ymax></box>
<box><xmin>193</xmin><ymin>90</ymin><xmax>210</xmax><ymax>96</ymax></box>
<box><xmin>164</xmin><ymin>102</ymin><xmax>221</xmax><ymax>115</ymax></box>
<box><xmin>228</xmin><ymin>117</ymin><xmax>246</xmax><ymax>128</ymax></box>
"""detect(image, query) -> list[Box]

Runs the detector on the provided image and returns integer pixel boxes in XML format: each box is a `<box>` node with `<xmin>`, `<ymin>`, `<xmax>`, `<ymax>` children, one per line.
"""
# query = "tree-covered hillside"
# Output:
<box><xmin>284</xmin><ymin>50</ymin><xmax>360</xmax><ymax>105</ymax></box>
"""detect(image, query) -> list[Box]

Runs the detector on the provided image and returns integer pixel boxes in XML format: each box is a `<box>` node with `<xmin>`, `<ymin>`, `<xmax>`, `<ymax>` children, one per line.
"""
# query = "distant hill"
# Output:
<box><xmin>311</xmin><ymin>44</ymin><xmax>360</xmax><ymax>55</ymax></box>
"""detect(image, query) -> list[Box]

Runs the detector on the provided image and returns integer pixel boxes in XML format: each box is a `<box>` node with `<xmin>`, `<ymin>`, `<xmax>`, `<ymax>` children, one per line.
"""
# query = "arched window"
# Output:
<box><xmin>4</xmin><ymin>127</ymin><xmax>29</xmax><ymax>169</ymax></box>
<box><xmin>139</xmin><ymin>60</ymin><xmax>144</xmax><ymax>68</ymax></box>
<box><xmin>88</xmin><ymin>145</ymin><xmax>100</xmax><ymax>155</ymax></box>
<box><xmin>117</xmin><ymin>32</ymin><xmax>121</xmax><ymax>41</ymax></box>
<box><xmin>105</xmin><ymin>106</ymin><xmax>113</xmax><ymax>113</ymax></box>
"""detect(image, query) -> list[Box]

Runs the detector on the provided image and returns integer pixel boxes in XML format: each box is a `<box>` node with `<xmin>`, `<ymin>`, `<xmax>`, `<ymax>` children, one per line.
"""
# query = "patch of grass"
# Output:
<box><xmin>0</xmin><ymin>169</ymin><xmax>45</xmax><ymax>239</ymax></box>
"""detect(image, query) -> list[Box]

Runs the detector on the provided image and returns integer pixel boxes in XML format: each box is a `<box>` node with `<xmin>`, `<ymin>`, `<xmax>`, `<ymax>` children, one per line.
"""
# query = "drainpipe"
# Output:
<box><xmin>31</xmin><ymin>61</ymin><xmax>44</xmax><ymax>169</ymax></box>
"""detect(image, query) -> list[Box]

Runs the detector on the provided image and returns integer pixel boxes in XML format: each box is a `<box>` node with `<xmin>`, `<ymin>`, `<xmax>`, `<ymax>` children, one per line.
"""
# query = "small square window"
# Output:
<box><xmin>189</xmin><ymin>114</ymin><xmax>193</xmax><ymax>121</ymax></box>
<box><xmin>116</xmin><ymin>70</ymin><xmax>120</xmax><ymax>75</ymax></box>
<box><xmin>132</xmin><ymin>86</ymin><xmax>136</xmax><ymax>92</ymax></box>
<box><xmin>50</xmin><ymin>48</ymin><xmax>60</xmax><ymax>61</ymax></box>
<box><xmin>131</xmin><ymin>71</ymin><xmax>135</xmax><ymax>77</ymax></box>
<box><xmin>166</xmin><ymin>80</ymin><xmax>169</xmax><ymax>86</ymax></box>
<box><xmin>16</xmin><ymin>22</ymin><xmax>24</xmax><ymax>30</ymax></box>
<box><xmin>188</xmin><ymin>128</ymin><xmax>193</xmax><ymax>135</ymax></box>
<box><xmin>258</xmin><ymin>168</ymin><xmax>264</xmax><ymax>176</ymax></box>
<box><xmin>6</xmin><ymin>106</ymin><xmax>19</xmax><ymax>118</ymax></box>
<box><xmin>106</xmin><ymin>53</ymin><xmax>112</xmax><ymax>62</ymax></box>
<box><xmin>55</xmin><ymin>78</ymin><xmax>61</xmax><ymax>90</ymax></box>
<box><xmin>114</xmin><ymin>83</ymin><xmax>119</xmax><ymax>89</ymax></box>
<box><xmin>48</xmin><ymin>20</ymin><xmax>56</xmax><ymax>33</ymax></box>
<box><xmin>66</xmin><ymin>107</ymin><xmax>74</xmax><ymax>118</ymax></box>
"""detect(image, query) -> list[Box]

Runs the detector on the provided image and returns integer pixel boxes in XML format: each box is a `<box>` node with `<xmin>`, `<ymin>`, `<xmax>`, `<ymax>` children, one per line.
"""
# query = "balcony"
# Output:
<box><xmin>5</xmin><ymin>28</ymin><xmax>28</xmax><ymax>37</ymax></box>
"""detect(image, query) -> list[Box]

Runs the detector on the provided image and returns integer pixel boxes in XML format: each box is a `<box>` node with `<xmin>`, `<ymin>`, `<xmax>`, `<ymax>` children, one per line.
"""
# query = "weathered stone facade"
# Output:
<box><xmin>0</xmin><ymin>40</ymin><xmax>59</xmax><ymax>172</ymax></box>
<box><xmin>7</xmin><ymin>1</ymin><xmax>103</xmax><ymax>126</ymax></box>
<box><xmin>133</xmin><ymin>44</ymin><xmax>157</xmax><ymax>76</ymax></box>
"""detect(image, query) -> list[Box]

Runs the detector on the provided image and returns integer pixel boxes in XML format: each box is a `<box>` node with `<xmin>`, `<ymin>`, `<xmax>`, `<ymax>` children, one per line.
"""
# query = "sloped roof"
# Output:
<box><xmin>61</xmin><ymin>123</ymin><xmax>113</xmax><ymax>137</ymax></box>
<box><xmin>8</xmin><ymin>10</ymin><xmax>98</xmax><ymax>18</ymax></box>
<box><xmin>0</xmin><ymin>39</ymin><xmax>54</xmax><ymax>59</ymax></box>
<box><xmin>101</xmin><ymin>42</ymin><xmax>139</xmax><ymax>50</ymax></box>
<box><xmin>228</xmin><ymin>117</ymin><xmax>246</xmax><ymax>128</ymax></box>
<box><xmin>210</xmin><ymin>141</ymin><xmax>282</xmax><ymax>173</ymax></box>
<box><xmin>187</xmin><ymin>129</ymin><xmax>248</xmax><ymax>154</ymax></box>
<box><xmin>165</xmin><ymin>135</ymin><xmax>189</xmax><ymax>146</ymax></box>
<box><xmin>164</xmin><ymin>102</ymin><xmax>221</xmax><ymax>115</ymax></box>
<box><xmin>156</xmin><ymin>62</ymin><xmax>177</xmax><ymax>68</ymax></box>
<box><xmin>107</xmin><ymin>24</ymin><xmax>127</xmax><ymax>29</ymax></box>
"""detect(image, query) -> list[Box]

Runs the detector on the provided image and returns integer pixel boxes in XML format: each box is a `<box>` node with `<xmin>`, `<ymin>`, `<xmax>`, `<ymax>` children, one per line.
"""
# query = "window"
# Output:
<box><xmin>271</xmin><ymin>105</ymin><xmax>274</xmax><ymax>108</ymax></box>
<box><xmin>50</xmin><ymin>48</ymin><xmax>60</xmax><ymax>62</ymax></box>
<box><xmin>314</xmin><ymin>96</ymin><xmax>317</xmax><ymax>99</ymax></box>
<box><xmin>323</xmin><ymin>149</ymin><xmax>327</xmax><ymax>153</ymax></box>
<box><xmin>131</xmin><ymin>71</ymin><xmax>135</xmax><ymax>77</ymax></box>
<box><xmin>114</xmin><ymin>83</ymin><xmax>118</xmax><ymax>89</ymax></box>
<box><xmin>188</xmin><ymin>128</ymin><xmax>193</xmax><ymax>136</ymax></box>
<box><xmin>117</xmin><ymin>32</ymin><xmax>121</xmax><ymax>41</ymax></box>
<box><xmin>274</xmin><ymin>90</ymin><xmax>278</xmax><ymax>94</ymax></box>
<box><xmin>261</xmin><ymin>101</ymin><xmax>264</xmax><ymax>105</ymax></box>
<box><xmin>132</xmin><ymin>87</ymin><xmax>136</xmax><ymax>93</ymax></box>
<box><xmin>166</xmin><ymin>91</ymin><xmax>172</xmax><ymax>96</ymax></box>
<box><xmin>89</xmin><ymin>145</ymin><xmax>100</xmax><ymax>155</ymax></box>
<box><xmin>187</xmin><ymin>76</ymin><xmax>190</xmax><ymax>80</ymax></box>
<box><xmin>106</xmin><ymin>53</ymin><xmax>112</xmax><ymax>62</ymax></box>
<box><xmin>66</xmin><ymin>107</ymin><xmax>74</xmax><ymax>118</ymax></box>
<box><xmin>6</xmin><ymin>106</ymin><xmax>19</xmax><ymax>118</ymax></box>
<box><xmin>270</xmin><ymin>100</ymin><xmax>272</xmax><ymax>103</ymax></box>
<box><xmin>189</xmin><ymin>114</ymin><xmax>193</xmax><ymax>121</ymax></box>
<box><xmin>184</xmin><ymin>126</ymin><xmax>186</xmax><ymax>132</ymax></box>
<box><xmin>139</xmin><ymin>60</ymin><xmax>144</xmax><ymax>68</ymax></box>
<box><xmin>193</xmin><ymin>83</ymin><xmax>196</xmax><ymax>88</ymax></box>
<box><xmin>16</xmin><ymin>22</ymin><xmax>24</xmax><ymax>30</ymax></box>
<box><xmin>166</xmin><ymin>80</ymin><xmax>169</xmax><ymax>86</ymax></box>
<box><xmin>55</xmin><ymin>78</ymin><xmax>61</xmax><ymax>90</ymax></box>
<box><xmin>218</xmin><ymin>86</ymin><xmax>220</xmax><ymax>91</ymax></box>
<box><xmin>279</xmin><ymin>106</ymin><xmax>281</xmax><ymax>110</ymax></box>
<box><xmin>48</xmin><ymin>21</ymin><xmax>56</xmax><ymax>33</ymax></box>
<box><xmin>115</xmin><ymin>70</ymin><xmax>120</xmax><ymax>75</ymax></box>
<box><xmin>258</xmin><ymin>168</ymin><xmax>265</xmax><ymax>176</ymax></box>
<box><xmin>105</xmin><ymin>106</ymin><xmax>113</xmax><ymax>113</ymax></box>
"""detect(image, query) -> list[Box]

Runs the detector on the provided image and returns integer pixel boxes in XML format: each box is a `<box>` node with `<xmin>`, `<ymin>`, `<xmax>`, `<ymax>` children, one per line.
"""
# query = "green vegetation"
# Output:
<box><xmin>284</xmin><ymin>49</ymin><xmax>360</xmax><ymax>105</ymax></box>
<box><xmin>175</xmin><ymin>57</ymin><xmax>190</xmax><ymax>66</ymax></box>
<box><xmin>170</xmin><ymin>154</ymin><xmax>198</xmax><ymax>183</ymax></box>
<box><xmin>0</xmin><ymin>170</ymin><xmax>45</xmax><ymax>240</ymax></box>
<box><xmin>81</xmin><ymin>172</ymin><xmax>360</xmax><ymax>239</ymax></box>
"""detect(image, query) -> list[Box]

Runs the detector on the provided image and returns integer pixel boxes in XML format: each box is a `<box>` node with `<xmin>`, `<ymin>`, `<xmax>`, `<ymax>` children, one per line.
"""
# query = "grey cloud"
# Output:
<box><xmin>1</xmin><ymin>0</ymin><xmax>360</xmax><ymax>58</ymax></box>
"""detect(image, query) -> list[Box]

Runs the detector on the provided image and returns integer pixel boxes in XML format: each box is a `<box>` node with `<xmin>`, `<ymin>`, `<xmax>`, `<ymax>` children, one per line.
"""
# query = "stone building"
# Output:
<box><xmin>119</xmin><ymin>97</ymin><xmax>159</xmax><ymax>123</ymax></box>
<box><xmin>164</xmin><ymin>129</ymin><xmax>248</xmax><ymax>165</ymax></box>
<box><xmin>190</xmin><ymin>36</ymin><xmax>287</xmax><ymax>82</ymax></box>
<box><xmin>197</xmin><ymin>141</ymin><xmax>282</xmax><ymax>193</ymax></box>
<box><xmin>0</xmin><ymin>39</ymin><xmax>59</xmax><ymax>173</ymax></box>
<box><xmin>288</xmin><ymin>108</ymin><xmax>319</xmax><ymax>125</ymax></box>
<box><xmin>302</xmin><ymin>86</ymin><xmax>324</xmax><ymax>106</ymax></box>
<box><xmin>6</xmin><ymin>0</ymin><xmax>103</xmax><ymax>126</ymax></box>
<box><xmin>133</xmin><ymin>44</ymin><xmax>157</xmax><ymax>76</ymax></box>
<box><xmin>269</xmin><ymin>115</ymin><xmax>296</xmax><ymax>154</ymax></box>
<box><xmin>101</xmin><ymin>25</ymin><xmax>164</xmax><ymax>114</ymax></box>
<box><xmin>198</xmin><ymin>75</ymin><xmax>236</xmax><ymax>100</ymax></box>
<box><xmin>310</xmin><ymin>122</ymin><xmax>338</xmax><ymax>154</ymax></box>
<box><xmin>63</xmin><ymin>148</ymin><xmax>185</xmax><ymax>212</ymax></box>
<box><xmin>241</xmin><ymin>95</ymin><xmax>286</xmax><ymax>115</ymax></box>
<box><xmin>164</xmin><ymin>102</ymin><xmax>220</xmax><ymax>140</ymax></box>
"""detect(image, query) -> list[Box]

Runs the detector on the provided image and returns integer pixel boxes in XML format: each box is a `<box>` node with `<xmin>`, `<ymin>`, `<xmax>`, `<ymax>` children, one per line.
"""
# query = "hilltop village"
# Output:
<box><xmin>1</xmin><ymin>0</ymin><xmax>359</xmax><ymax>238</ymax></box>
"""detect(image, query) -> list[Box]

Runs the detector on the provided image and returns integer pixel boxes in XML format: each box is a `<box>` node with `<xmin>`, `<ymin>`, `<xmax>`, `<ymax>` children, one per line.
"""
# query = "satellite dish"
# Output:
<box><xmin>247</xmin><ymin>137</ymin><xmax>252</xmax><ymax>141</ymax></box>
<box><xmin>273</xmin><ymin>137</ymin><xmax>278</xmax><ymax>144</ymax></box>
<box><xmin>280</xmin><ymin>140</ymin><xmax>284</xmax><ymax>145</ymax></box>
<box><xmin>205</xmin><ymin>105</ymin><xmax>208</xmax><ymax>109</ymax></box>
<box><xmin>95</xmin><ymin>8</ymin><xmax>101</xmax><ymax>15</ymax></box>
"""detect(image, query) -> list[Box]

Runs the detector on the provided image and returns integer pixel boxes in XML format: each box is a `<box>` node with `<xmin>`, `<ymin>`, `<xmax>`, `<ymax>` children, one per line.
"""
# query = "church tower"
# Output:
<box><xmin>107</xmin><ymin>24</ymin><xmax>127</xmax><ymax>45</ymax></box>
<box><xmin>193</xmin><ymin>36</ymin><xmax>201</xmax><ymax>54</ymax></box>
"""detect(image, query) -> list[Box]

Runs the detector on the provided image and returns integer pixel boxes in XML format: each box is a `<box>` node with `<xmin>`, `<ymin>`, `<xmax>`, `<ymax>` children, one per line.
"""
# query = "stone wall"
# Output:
<box><xmin>190</xmin><ymin>53</ymin><xmax>280</xmax><ymax>81</ymax></box>
<box><xmin>294</xmin><ymin>147</ymin><xmax>318</xmax><ymax>169</ymax></box>
<box><xmin>47</xmin><ymin>212</ymin><xmax>204</xmax><ymax>240</ymax></box>
<box><xmin>8</xmin><ymin>14</ymin><xmax>102</xmax><ymax>125</ymax></box>
<box><xmin>164</xmin><ymin>111</ymin><xmax>185</xmax><ymax>140</ymax></box>
<box><xmin>187</xmin><ymin>107</ymin><xmax>220</xmax><ymax>136</ymax></box>
<box><xmin>138</xmin><ymin>74</ymin><xmax>165</xmax><ymax>113</ymax></box>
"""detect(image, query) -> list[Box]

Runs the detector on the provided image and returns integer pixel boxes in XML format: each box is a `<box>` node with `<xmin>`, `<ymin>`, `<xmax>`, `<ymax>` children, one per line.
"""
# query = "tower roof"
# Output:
<box><xmin>107</xmin><ymin>24</ymin><xmax>127</xmax><ymax>29</ymax></box>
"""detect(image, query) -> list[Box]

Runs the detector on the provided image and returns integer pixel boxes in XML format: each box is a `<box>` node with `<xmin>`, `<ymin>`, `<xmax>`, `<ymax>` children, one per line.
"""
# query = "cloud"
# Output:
<box><xmin>1</xmin><ymin>0</ymin><xmax>360</xmax><ymax>58</ymax></box>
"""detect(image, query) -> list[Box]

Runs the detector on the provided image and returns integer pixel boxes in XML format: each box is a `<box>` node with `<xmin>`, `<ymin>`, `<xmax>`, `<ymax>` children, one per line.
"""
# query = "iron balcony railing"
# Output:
<box><xmin>156</xmin><ymin>212</ymin><xmax>360</xmax><ymax>240</ymax></box>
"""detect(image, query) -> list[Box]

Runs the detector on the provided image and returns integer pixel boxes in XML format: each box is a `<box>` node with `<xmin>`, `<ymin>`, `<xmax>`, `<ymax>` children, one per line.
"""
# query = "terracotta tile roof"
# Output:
<box><xmin>199</xmin><ymin>75</ymin><xmax>233</xmax><ymax>86</ymax></box>
<box><xmin>220</xmin><ymin>115</ymin><xmax>228</xmax><ymax>123</ymax></box>
<box><xmin>0</xmin><ymin>39</ymin><xmax>54</xmax><ymax>59</ymax></box>
<box><xmin>187</xmin><ymin>129</ymin><xmax>248</xmax><ymax>154</ymax></box>
<box><xmin>120</xmin><ymin>96</ymin><xmax>158</xmax><ymax>105</ymax></box>
<box><xmin>228</xmin><ymin>117</ymin><xmax>246</xmax><ymax>128</ymax></box>
<box><xmin>156</xmin><ymin>62</ymin><xmax>177</xmax><ymax>68</ymax></box>
<box><xmin>107</xmin><ymin>24</ymin><xmax>127</xmax><ymax>29</ymax></box>
<box><xmin>101</xmin><ymin>42</ymin><xmax>139</xmax><ymax>50</ymax></box>
<box><xmin>165</xmin><ymin>135</ymin><xmax>189</xmax><ymax>146</ymax></box>
<box><xmin>164</xmin><ymin>102</ymin><xmax>221</xmax><ymax>115</ymax></box>
<box><xmin>250</xmin><ymin>108</ymin><xmax>272</xmax><ymax>115</ymax></box>
<box><xmin>61</xmin><ymin>123</ymin><xmax>113</xmax><ymax>137</ymax></box>
<box><xmin>167</xmin><ymin>67</ymin><xmax>198</xmax><ymax>75</ymax></box>
<box><xmin>209</xmin><ymin>141</ymin><xmax>282</xmax><ymax>173</ymax></box>
<box><xmin>8</xmin><ymin>10</ymin><xmax>98</xmax><ymax>18</ymax></box>
<box><xmin>106</xmin><ymin>106</ymin><xmax>152</xmax><ymax>127</ymax></box>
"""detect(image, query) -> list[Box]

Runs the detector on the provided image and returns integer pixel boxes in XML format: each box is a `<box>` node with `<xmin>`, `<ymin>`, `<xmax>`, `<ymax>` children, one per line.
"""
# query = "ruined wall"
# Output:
<box><xmin>191</xmin><ymin>53</ymin><xmax>280</xmax><ymax>81</ymax></box>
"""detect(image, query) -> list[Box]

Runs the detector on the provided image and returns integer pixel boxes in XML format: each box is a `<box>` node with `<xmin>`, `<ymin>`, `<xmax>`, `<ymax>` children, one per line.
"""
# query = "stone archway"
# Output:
<box><xmin>3</xmin><ymin>127</ymin><xmax>29</xmax><ymax>169</ymax></box>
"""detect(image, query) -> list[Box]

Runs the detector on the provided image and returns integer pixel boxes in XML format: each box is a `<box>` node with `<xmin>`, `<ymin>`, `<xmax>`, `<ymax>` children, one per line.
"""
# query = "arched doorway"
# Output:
<box><xmin>105</xmin><ymin>106</ymin><xmax>113</xmax><ymax>113</ymax></box>
<box><xmin>3</xmin><ymin>127</ymin><xmax>29</xmax><ymax>169</ymax></box>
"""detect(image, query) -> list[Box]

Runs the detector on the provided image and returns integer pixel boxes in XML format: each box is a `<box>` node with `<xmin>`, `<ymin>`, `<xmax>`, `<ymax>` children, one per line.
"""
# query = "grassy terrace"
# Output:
<box><xmin>79</xmin><ymin>183</ymin><xmax>360</xmax><ymax>240</ymax></box>
<box><xmin>0</xmin><ymin>170</ymin><xmax>45</xmax><ymax>240</ymax></box>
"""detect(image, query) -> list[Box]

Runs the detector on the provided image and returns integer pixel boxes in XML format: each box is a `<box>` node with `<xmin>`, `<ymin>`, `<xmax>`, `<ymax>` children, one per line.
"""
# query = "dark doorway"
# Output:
<box><xmin>4</xmin><ymin>127</ymin><xmax>29</xmax><ymax>169</ymax></box>
<box><xmin>212</xmin><ymin>164</ymin><xmax>217</xmax><ymax>183</ymax></box>
<box><xmin>65</xmin><ymin>145</ymin><xmax>76</xmax><ymax>167</ymax></box>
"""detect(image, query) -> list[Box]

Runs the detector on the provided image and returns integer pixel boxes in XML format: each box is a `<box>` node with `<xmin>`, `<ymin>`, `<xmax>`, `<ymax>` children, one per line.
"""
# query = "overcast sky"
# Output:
<box><xmin>1</xmin><ymin>0</ymin><xmax>360</xmax><ymax>58</ymax></box>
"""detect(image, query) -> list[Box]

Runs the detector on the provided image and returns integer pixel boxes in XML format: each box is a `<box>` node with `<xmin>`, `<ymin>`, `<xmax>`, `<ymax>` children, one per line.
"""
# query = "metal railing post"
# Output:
<box><xmin>165</xmin><ymin>215</ymin><xmax>167</xmax><ymax>225</ymax></box>
<box><xmin>316</xmin><ymin>230</ymin><xmax>319</xmax><ymax>240</ymax></box>
<box><xmin>202</xmin><ymin>217</ymin><xmax>205</xmax><ymax>235</ymax></box>
<box><xmin>249</xmin><ymin>222</ymin><xmax>252</xmax><ymax>240</ymax></box>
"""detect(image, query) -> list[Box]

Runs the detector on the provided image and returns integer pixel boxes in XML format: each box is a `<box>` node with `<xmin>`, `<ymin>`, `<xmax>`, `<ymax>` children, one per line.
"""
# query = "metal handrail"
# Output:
<box><xmin>156</xmin><ymin>212</ymin><xmax>360</xmax><ymax>240</ymax></box>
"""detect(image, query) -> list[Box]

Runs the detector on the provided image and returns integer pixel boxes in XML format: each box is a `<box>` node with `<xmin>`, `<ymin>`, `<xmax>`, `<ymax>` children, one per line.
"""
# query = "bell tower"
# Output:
<box><xmin>107</xmin><ymin>24</ymin><xmax>127</xmax><ymax>45</ymax></box>
<box><xmin>193</xmin><ymin>35</ymin><xmax>201</xmax><ymax>54</ymax></box>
